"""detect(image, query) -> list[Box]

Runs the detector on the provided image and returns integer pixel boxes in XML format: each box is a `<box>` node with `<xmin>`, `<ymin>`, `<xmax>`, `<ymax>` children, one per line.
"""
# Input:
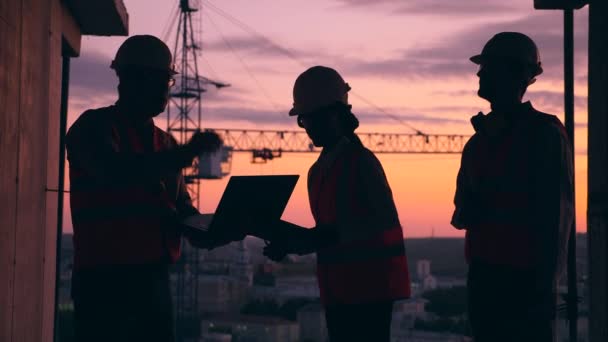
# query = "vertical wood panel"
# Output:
<box><xmin>12</xmin><ymin>0</ymin><xmax>51</xmax><ymax>340</ymax></box>
<box><xmin>0</xmin><ymin>0</ymin><xmax>22</xmax><ymax>340</ymax></box>
<box><xmin>0</xmin><ymin>0</ymin><xmax>20</xmax><ymax>28</ymax></box>
<box><xmin>42</xmin><ymin>0</ymin><xmax>63</xmax><ymax>340</ymax></box>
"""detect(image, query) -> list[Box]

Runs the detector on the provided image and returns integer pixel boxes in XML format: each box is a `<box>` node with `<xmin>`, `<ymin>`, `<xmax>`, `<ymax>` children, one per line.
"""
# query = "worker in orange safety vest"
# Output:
<box><xmin>66</xmin><ymin>35</ymin><xmax>239</xmax><ymax>342</ymax></box>
<box><xmin>451</xmin><ymin>32</ymin><xmax>574</xmax><ymax>342</ymax></box>
<box><xmin>262</xmin><ymin>66</ymin><xmax>411</xmax><ymax>342</ymax></box>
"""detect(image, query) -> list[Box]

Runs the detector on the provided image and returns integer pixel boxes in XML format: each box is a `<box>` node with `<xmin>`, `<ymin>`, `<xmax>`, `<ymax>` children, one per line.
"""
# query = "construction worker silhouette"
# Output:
<box><xmin>66</xmin><ymin>35</ymin><xmax>236</xmax><ymax>342</ymax></box>
<box><xmin>451</xmin><ymin>32</ymin><xmax>574</xmax><ymax>342</ymax></box>
<box><xmin>262</xmin><ymin>66</ymin><xmax>411</xmax><ymax>342</ymax></box>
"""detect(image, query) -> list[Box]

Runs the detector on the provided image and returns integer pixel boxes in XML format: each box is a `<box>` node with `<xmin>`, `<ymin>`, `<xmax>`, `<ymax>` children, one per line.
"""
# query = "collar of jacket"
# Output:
<box><xmin>316</xmin><ymin>136</ymin><xmax>353</xmax><ymax>175</ymax></box>
<box><xmin>113</xmin><ymin>102</ymin><xmax>156</xmax><ymax>129</ymax></box>
<box><xmin>471</xmin><ymin>101</ymin><xmax>535</xmax><ymax>136</ymax></box>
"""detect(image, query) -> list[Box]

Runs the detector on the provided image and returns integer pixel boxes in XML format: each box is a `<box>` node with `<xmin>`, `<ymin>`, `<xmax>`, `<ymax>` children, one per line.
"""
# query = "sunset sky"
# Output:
<box><xmin>64</xmin><ymin>0</ymin><xmax>590</xmax><ymax>237</ymax></box>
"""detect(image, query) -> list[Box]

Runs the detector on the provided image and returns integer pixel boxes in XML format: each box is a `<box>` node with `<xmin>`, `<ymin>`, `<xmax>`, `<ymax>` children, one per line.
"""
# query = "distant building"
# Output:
<box><xmin>194</xmin><ymin>241</ymin><xmax>253</xmax><ymax>284</ymax></box>
<box><xmin>199</xmin><ymin>332</ymin><xmax>232</xmax><ymax>342</ymax></box>
<box><xmin>391</xmin><ymin>298</ymin><xmax>433</xmax><ymax>340</ymax></box>
<box><xmin>58</xmin><ymin>234</ymin><xmax>75</xmax><ymax>305</ymax></box>
<box><xmin>230</xmin><ymin>241</ymin><xmax>253</xmax><ymax>287</ymax></box>
<box><xmin>423</xmin><ymin>275</ymin><xmax>438</xmax><ymax>291</ymax></box>
<box><xmin>391</xmin><ymin>312</ymin><xmax>416</xmax><ymax>340</ymax></box>
<box><xmin>435</xmin><ymin>277</ymin><xmax>467</xmax><ymax>289</ymax></box>
<box><xmin>297</xmin><ymin>303</ymin><xmax>327</xmax><ymax>342</ymax></box>
<box><xmin>197</xmin><ymin>275</ymin><xmax>249</xmax><ymax>313</ymax></box>
<box><xmin>392</xmin><ymin>330</ymin><xmax>470</xmax><ymax>342</ymax></box>
<box><xmin>201</xmin><ymin>314</ymin><xmax>299</xmax><ymax>342</ymax></box>
<box><xmin>176</xmin><ymin>240</ymin><xmax>253</xmax><ymax>314</ymax></box>
<box><xmin>276</xmin><ymin>276</ymin><xmax>320</xmax><ymax>302</ymax></box>
<box><xmin>251</xmin><ymin>276</ymin><xmax>319</xmax><ymax>305</ymax></box>
<box><xmin>417</xmin><ymin>260</ymin><xmax>432</xmax><ymax>280</ymax></box>
<box><xmin>393</xmin><ymin>298</ymin><xmax>427</xmax><ymax>316</ymax></box>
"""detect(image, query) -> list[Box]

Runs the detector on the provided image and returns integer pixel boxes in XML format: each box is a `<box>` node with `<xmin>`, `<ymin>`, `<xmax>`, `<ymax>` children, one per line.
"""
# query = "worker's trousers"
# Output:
<box><xmin>72</xmin><ymin>263</ymin><xmax>174</xmax><ymax>342</ymax></box>
<box><xmin>324</xmin><ymin>301</ymin><xmax>394</xmax><ymax>342</ymax></box>
<box><xmin>467</xmin><ymin>260</ymin><xmax>555</xmax><ymax>342</ymax></box>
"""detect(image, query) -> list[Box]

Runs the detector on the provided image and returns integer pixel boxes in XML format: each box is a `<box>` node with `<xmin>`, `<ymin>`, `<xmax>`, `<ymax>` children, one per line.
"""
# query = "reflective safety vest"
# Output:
<box><xmin>69</xmin><ymin>117</ymin><xmax>181</xmax><ymax>270</ymax></box>
<box><xmin>309</xmin><ymin>140</ymin><xmax>411</xmax><ymax>305</ymax></box>
<box><xmin>463</xmin><ymin>110</ymin><xmax>567</xmax><ymax>269</ymax></box>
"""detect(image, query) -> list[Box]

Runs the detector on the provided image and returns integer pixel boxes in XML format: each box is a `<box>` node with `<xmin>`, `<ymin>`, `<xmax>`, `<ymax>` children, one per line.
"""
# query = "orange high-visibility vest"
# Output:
<box><xmin>464</xmin><ymin>112</ymin><xmax>568</xmax><ymax>268</ymax></box>
<box><xmin>69</xmin><ymin>118</ymin><xmax>181</xmax><ymax>270</ymax></box>
<box><xmin>309</xmin><ymin>141</ymin><xmax>411</xmax><ymax>305</ymax></box>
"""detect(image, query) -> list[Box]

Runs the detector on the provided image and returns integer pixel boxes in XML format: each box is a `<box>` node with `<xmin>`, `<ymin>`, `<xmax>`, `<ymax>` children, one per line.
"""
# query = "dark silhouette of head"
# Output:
<box><xmin>471</xmin><ymin>32</ymin><xmax>543</xmax><ymax>109</ymax></box>
<box><xmin>111</xmin><ymin>35</ymin><xmax>177</xmax><ymax>121</ymax></box>
<box><xmin>289</xmin><ymin>66</ymin><xmax>359</xmax><ymax>147</ymax></box>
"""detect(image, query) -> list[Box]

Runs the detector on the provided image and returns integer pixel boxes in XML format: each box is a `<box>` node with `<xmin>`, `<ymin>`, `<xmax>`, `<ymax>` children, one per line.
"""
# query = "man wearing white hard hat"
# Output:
<box><xmin>67</xmin><ymin>35</ymin><xmax>234</xmax><ymax>341</ymax></box>
<box><xmin>451</xmin><ymin>32</ymin><xmax>574</xmax><ymax>342</ymax></box>
<box><xmin>263</xmin><ymin>66</ymin><xmax>411</xmax><ymax>341</ymax></box>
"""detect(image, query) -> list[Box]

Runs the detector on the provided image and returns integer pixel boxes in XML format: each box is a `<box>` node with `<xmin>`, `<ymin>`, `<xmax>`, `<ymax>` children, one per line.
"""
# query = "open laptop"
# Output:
<box><xmin>181</xmin><ymin>175</ymin><xmax>299</xmax><ymax>234</ymax></box>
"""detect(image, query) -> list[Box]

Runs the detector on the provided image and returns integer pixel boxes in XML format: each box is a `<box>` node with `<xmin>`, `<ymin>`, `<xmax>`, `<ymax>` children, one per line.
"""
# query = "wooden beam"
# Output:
<box><xmin>0</xmin><ymin>0</ymin><xmax>22</xmax><ymax>340</ymax></box>
<box><xmin>61</xmin><ymin>0</ymin><xmax>81</xmax><ymax>57</ymax></box>
<box><xmin>12</xmin><ymin>0</ymin><xmax>52</xmax><ymax>339</ymax></box>
<box><xmin>41</xmin><ymin>0</ymin><xmax>63</xmax><ymax>339</ymax></box>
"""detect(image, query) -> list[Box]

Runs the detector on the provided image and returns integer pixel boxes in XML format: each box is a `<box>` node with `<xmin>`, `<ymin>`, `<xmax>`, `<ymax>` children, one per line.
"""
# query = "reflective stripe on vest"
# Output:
<box><xmin>70</xmin><ymin>121</ymin><xmax>181</xmax><ymax>270</ymax></box>
<box><xmin>465</xmin><ymin>116</ymin><xmax>537</xmax><ymax>268</ymax></box>
<box><xmin>310</xmin><ymin>142</ymin><xmax>411</xmax><ymax>305</ymax></box>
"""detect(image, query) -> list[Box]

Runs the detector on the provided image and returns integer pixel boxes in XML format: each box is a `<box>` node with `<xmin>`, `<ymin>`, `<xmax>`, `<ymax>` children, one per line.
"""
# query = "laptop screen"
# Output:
<box><xmin>209</xmin><ymin>175</ymin><xmax>299</xmax><ymax>232</ymax></box>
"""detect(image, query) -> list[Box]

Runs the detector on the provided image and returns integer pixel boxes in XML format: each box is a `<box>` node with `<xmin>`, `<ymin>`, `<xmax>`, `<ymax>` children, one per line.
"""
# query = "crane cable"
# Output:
<box><xmin>201</xmin><ymin>0</ymin><xmax>426</xmax><ymax>135</ymax></box>
<box><xmin>204</xmin><ymin>9</ymin><xmax>285</xmax><ymax>116</ymax></box>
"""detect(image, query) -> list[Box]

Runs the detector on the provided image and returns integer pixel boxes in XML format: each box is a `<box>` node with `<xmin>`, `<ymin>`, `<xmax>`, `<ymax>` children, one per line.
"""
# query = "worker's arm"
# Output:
<box><xmin>66</xmin><ymin>111</ymin><xmax>220</xmax><ymax>183</ymax></box>
<box><xmin>336</xmin><ymin>149</ymin><xmax>400</xmax><ymax>242</ymax></box>
<box><xmin>533</xmin><ymin>121</ymin><xmax>574</xmax><ymax>287</ymax></box>
<box><xmin>451</xmin><ymin>139</ymin><xmax>475</xmax><ymax>230</ymax></box>
<box><xmin>175</xmin><ymin>172</ymin><xmax>199</xmax><ymax>219</ymax></box>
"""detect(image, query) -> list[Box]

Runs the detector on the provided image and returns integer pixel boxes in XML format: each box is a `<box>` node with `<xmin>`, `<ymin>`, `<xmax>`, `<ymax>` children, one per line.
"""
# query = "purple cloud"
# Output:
<box><xmin>343</xmin><ymin>10</ymin><xmax>588</xmax><ymax>82</ymax></box>
<box><xmin>334</xmin><ymin>0</ymin><xmax>524</xmax><ymax>16</ymax></box>
<box><xmin>70</xmin><ymin>51</ymin><xmax>117</xmax><ymax>95</ymax></box>
<box><xmin>198</xmin><ymin>105</ymin><xmax>469</xmax><ymax>128</ymax></box>
<box><xmin>526</xmin><ymin>90</ymin><xmax>587</xmax><ymax>113</ymax></box>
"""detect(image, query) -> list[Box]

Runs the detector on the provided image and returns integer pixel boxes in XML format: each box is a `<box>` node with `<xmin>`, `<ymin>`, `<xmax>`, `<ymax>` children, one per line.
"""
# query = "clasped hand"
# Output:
<box><xmin>185</xmin><ymin>227</ymin><xmax>246</xmax><ymax>250</ymax></box>
<box><xmin>262</xmin><ymin>222</ymin><xmax>340</xmax><ymax>262</ymax></box>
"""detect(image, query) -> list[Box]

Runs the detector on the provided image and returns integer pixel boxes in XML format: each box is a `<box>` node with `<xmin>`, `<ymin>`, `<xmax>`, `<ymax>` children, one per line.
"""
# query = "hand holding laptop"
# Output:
<box><xmin>181</xmin><ymin>213</ymin><xmax>247</xmax><ymax>249</ymax></box>
<box><xmin>262</xmin><ymin>222</ymin><xmax>341</xmax><ymax>260</ymax></box>
<box><xmin>179</xmin><ymin>175</ymin><xmax>300</xmax><ymax>250</ymax></box>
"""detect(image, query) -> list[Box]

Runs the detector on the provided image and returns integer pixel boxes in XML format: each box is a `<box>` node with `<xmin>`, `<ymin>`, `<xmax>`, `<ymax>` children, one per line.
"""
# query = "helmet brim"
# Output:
<box><xmin>111</xmin><ymin>61</ymin><xmax>179</xmax><ymax>76</ymax></box>
<box><xmin>469</xmin><ymin>54</ymin><xmax>544</xmax><ymax>77</ymax></box>
<box><xmin>470</xmin><ymin>54</ymin><xmax>483</xmax><ymax>65</ymax></box>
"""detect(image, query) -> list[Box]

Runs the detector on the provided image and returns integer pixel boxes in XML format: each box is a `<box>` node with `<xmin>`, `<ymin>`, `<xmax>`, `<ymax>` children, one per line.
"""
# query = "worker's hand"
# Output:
<box><xmin>186</xmin><ymin>130</ymin><xmax>222</xmax><ymax>156</ymax></box>
<box><xmin>216</xmin><ymin>227</ymin><xmax>247</xmax><ymax>245</ymax></box>
<box><xmin>263</xmin><ymin>241</ymin><xmax>288</xmax><ymax>262</ymax></box>
<box><xmin>185</xmin><ymin>229</ymin><xmax>219</xmax><ymax>249</ymax></box>
<box><xmin>188</xmin><ymin>225</ymin><xmax>247</xmax><ymax>249</ymax></box>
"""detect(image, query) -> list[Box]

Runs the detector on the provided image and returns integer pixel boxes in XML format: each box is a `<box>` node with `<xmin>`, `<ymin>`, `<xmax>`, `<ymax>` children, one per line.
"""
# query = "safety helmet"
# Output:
<box><xmin>289</xmin><ymin>66</ymin><xmax>351</xmax><ymax>116</ymax></box>
<box><xmin>470</xmin><ymin>32</ymin><xmax>543</xmax><ymax>76</ymax></box>
<box><xmin>111</xmin><ymin>35</ymin><xmax>177</xmax><ymax>75</ymax></box>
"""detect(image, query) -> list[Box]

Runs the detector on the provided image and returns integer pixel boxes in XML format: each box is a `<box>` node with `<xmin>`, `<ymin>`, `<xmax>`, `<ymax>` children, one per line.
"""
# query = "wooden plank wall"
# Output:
<box><xmin>0</xmin><ymin>0</ymin><xmax>65</xmax><ymax>340</ymax></box>
<box><xmin>0</xmin><ymin>0</ymin><xmax>23</xmax><ymax>339</ymax></box>
<box><xmin>43</xmin><ymin>0</ymin><xmax>63</xmax><ymax>339</ymax></box>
